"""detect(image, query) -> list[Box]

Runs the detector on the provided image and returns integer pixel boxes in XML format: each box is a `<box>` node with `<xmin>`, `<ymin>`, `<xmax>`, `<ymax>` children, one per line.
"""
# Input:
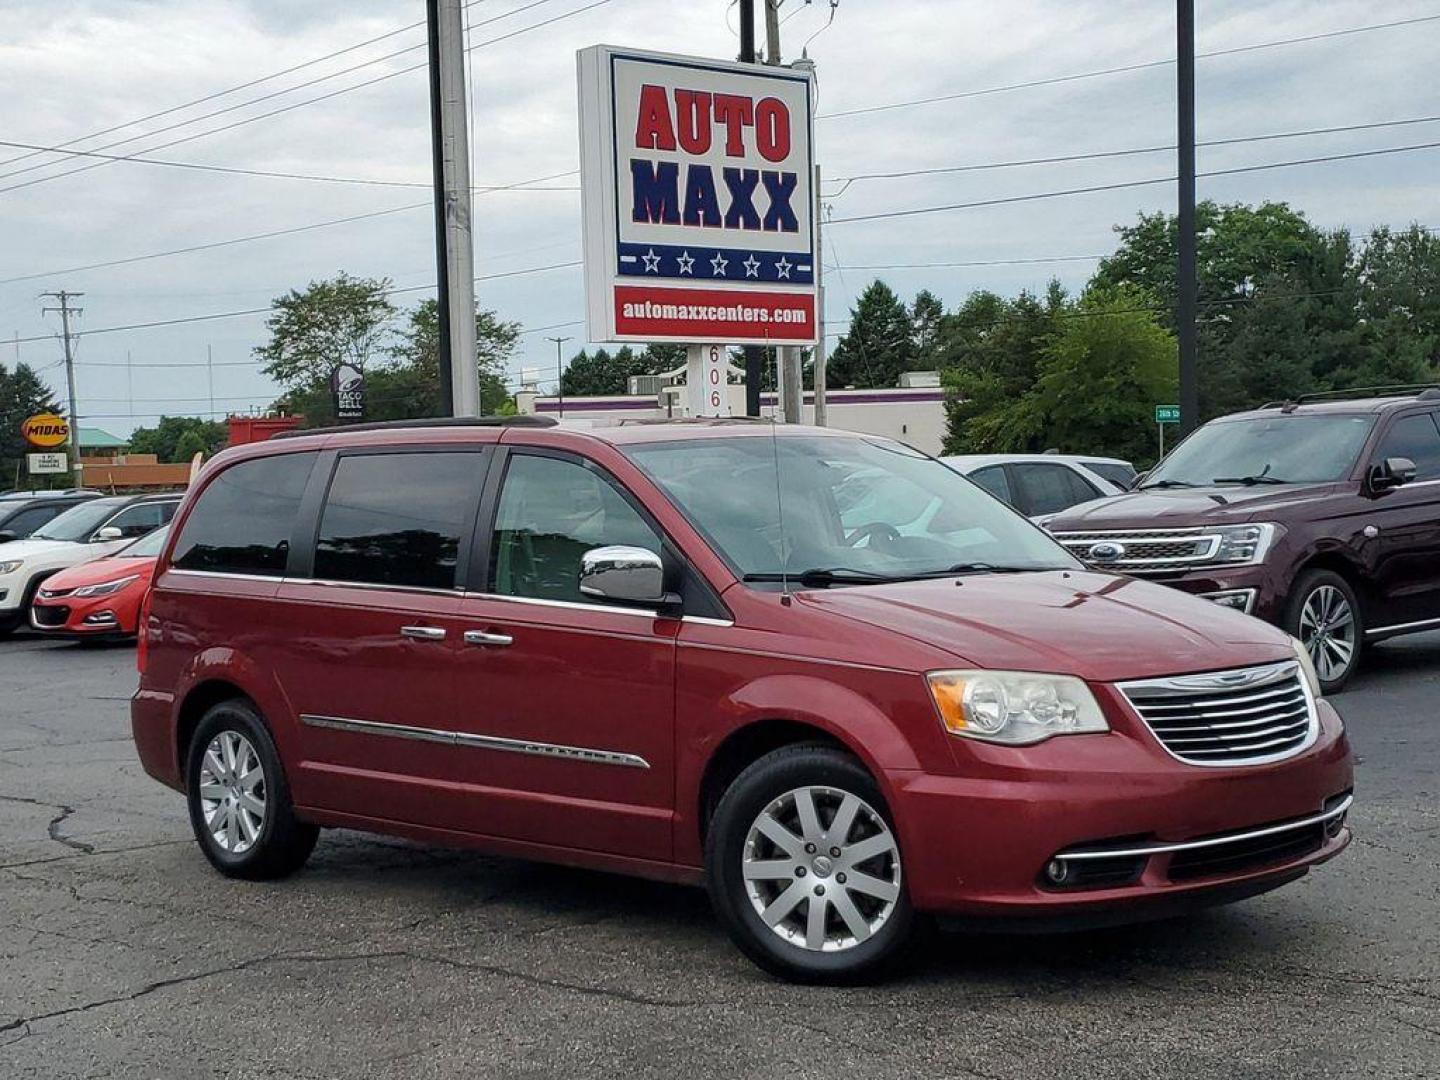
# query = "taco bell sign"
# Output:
<box><xmin>577</xmin><ymin>45</ymin><xmax>817</xmax><ymax>345</ymax></box>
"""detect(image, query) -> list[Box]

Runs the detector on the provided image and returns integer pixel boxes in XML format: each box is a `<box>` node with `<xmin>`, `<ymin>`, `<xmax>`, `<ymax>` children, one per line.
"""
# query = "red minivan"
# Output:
<box><xmin>131</xmin><ymin>417</ymin><xmax>1353</xmax><ymax>981</ymax></box>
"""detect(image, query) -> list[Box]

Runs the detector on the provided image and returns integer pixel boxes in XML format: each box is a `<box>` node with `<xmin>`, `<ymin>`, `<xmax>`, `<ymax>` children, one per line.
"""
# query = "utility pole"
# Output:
<box><xmin>40</xmin><ymin>290</ymin><xmax>83</xmax><ymax>481</ymax></box>
<box><xmin>738</xmin><ymin>0</ymin><xmax>764</xmax><ymax>418</ymax></box>
<box><xmin>813</xmin><ymin>166</ymin><xmax>828</xmax><ymax>427</ymax></box>
<box><xmin>762</xmin><ymin>0</ymin><xmax>803</xmax><ymax>424</ymax></box>
<box><xmin>1177</xmin><ymin>0</ymin><xmax>1198</xmax><ymax>434</ymax></box>
<box><xmin>546</xmin><ymin>335</ymin><xmax>571</xmax><ymax>419</ymax></box>
<box><xmin>427</xmin><ymin>0</ymin><xmax>480</xmax><ymax>417</ymax></box>
<box><xmin>206</xmin><ymin>344</ymin><xmax>215</xmax><ymax>419</ymax></box>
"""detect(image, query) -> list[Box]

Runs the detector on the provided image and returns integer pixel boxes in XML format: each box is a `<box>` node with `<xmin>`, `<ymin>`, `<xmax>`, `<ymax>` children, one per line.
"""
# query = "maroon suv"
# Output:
<box><xmin>1049</xmin><ymin>388</ymin><xmax>1440</xmax><ymax>693</ymax></box>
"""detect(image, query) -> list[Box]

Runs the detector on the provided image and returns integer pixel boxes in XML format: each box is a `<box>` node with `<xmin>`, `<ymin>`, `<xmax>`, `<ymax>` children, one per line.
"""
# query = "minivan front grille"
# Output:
<box><xmin>1118</xmin><ymin>661</ymin><xmax>1317</xmax><ymax>766</ymax></box>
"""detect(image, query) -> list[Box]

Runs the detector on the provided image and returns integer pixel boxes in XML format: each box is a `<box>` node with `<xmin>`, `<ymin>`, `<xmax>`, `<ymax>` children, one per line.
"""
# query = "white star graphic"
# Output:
<box><xmin>641</xmin><ymin>248</ymin><xmax>662</xmax><ymax>273</ymax></box>
<box><xmin>676</xmin><ymin>250</ymin><xmax>695</xmax><ymax>275</ymax></box>
<box><xmin>710</xmin><ymin>252</ymin><xmax>729</xmax><ymax>277</ymax></box>
<box><xmin>742</xmin><ymin>255</ymin><xmax>762</xmax><ymax>278</ymax></box>
<box><xmin>775</xmin><ymin>256</ymin><xmax>793</xmax><ymax>280</ymax></box>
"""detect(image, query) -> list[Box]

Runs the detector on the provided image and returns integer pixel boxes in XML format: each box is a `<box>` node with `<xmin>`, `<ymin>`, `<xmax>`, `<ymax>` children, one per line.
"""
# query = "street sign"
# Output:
<box><xmin>1155</xmin><ymin>405</ymin><xmax>1181</xmax><ymax>424</ymax></box>
<box><xmin>27</xmin><ymin>452</ymin><xmax>67</xmax><ymax>474</ymax></box>
<box><xmin>577</xmin><ymin>45</ymin><xmax>818</xmax><ymax>346</ymax></box>
<box><xmin>21</xmin><ymin>412</ymin><xmax>69</xmax><ymax>448</ymax></box>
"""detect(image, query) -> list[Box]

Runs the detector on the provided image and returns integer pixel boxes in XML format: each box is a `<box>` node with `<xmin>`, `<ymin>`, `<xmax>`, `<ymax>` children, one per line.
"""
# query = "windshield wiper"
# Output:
<box><xmin>1212</xmin><ymin>474</ymin><xmax>1288</xmax><ymax>486</ymax></box>
<box><xmin>1138</xmin><ymin>478</ymin><xmax>1197</xmax><ymax>490</ymax></box>
<box><xmin>742</xmin><ymin>568</ymin><xmax>904</xmax><ymax>588</ymax></box>
<box><xmin>931</xmin><ymin>562</ymin><xmax>1034</xmax><ymax>576</ymax></box>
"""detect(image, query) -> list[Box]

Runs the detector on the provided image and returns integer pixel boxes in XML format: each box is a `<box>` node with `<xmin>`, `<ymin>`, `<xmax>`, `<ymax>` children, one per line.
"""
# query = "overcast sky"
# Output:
<box><xmin>0</xmin><ymin>0</ymin><xmax>1435</xmax><ymax>436</ymax></box>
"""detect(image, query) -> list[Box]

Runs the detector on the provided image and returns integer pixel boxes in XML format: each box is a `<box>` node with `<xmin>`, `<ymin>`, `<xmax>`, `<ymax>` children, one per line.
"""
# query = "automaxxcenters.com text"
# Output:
<box><xmin>620</xmin><ymin>299</ymin><xmax>809</xmax><ymax>325</ymax></box>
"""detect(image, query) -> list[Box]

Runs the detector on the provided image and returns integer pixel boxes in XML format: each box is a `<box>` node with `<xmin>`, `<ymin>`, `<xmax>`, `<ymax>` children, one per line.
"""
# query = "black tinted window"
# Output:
<box><xmin>1083</xmin><ymin>461</ymin><xmax>1135</xmax><ymax>488</ymax></box>
<box><xmin>1</xmin><ymin>505</ymin><xmax>60</xmax><ymax>537</ymax></box>
<box><xmin>1374</xmin><ymin>413</ymin><xmax>1440</xmax><ymax>480</ymax></box>
<box><xmin>491</xmin><ymin>454</ymin><xmax>661</xmax><ymax>603</ymax></box>
<box><xmin>1012</xmin><ymin>464</ymin><xmax>1097</xmax><ymax>516</ymax></box>
<box><xmin>968</xmin><ymin>466</ymin><xmax>1012</xmax><ymax>504</ymax></box>
<box><xmin>172</xmin><ymin>453</ymin><xmax>316</xmax><ymax>575</ymax></box>
<box><xmin>314</xmin><ymin>452</ymin><xmax>478</xmax><ymax>589</ymax></box>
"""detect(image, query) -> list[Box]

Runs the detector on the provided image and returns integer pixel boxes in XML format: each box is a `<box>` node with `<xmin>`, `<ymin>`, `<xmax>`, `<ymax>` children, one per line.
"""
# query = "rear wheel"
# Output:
<box><xmin>1285</xmin><ymin>569</ymin><xmax>1362</xmax><ymax>693</ymax></box>
<box><xmin>185</xmin><ymin>700</ymin><xmax>317</xmax><ymax>879</ymax></box>
<box><xmin>705</xmin><ymin>744</ymin><xmax>915</xmax><ymax>983</ymax></box>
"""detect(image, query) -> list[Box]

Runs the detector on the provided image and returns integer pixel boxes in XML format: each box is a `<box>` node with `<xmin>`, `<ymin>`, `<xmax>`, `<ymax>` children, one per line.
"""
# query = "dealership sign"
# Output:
<box><xmin>577</xmin><ymin>45</ymin><xmax>817</xmax><ymax>345</ymax></box>
<box><xmin>21</xmin><ymin>412</ymin><xmax>69</xmax><ymax>449</ymax></box>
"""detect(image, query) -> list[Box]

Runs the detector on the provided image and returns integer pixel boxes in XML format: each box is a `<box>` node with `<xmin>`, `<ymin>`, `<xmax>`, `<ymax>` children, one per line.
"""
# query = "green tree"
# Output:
<box><xmin>828</xmin><ymin>280</ymin><xmax>915</xmax><ymax>388</ymax></box>
<box><xmin>255</xmin><ymin>273</ymin><xmax>396</xmax><ymax>390</ymax></box>
<box><xmin>910</xmin><ymin>289</ymin><xmax>945</xmax><ymax>368</ymax></box>
<box><xmin>390</xmin><ymin>299</ymin><xmax>520</xmax><ymax>415</ymax></box>
<box><xmin>0</xmin><ymin>362</ymin><xmax>63</xmax><ymax>488</ymax></box>
<box><xmin>127</xmin><ymin>416</ymin><xmax>228</xmax><ymax>463</ymax></box>
<box><xmin>560</xmin><ymin>345</ymin><xmax>679</xmax><ymax>396</ymax></box>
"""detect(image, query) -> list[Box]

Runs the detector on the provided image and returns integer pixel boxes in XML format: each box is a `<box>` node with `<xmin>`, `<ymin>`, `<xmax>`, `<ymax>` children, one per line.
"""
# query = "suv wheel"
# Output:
<box><xmin>185</xmin><ymin>700</ymin><xmax>318</xmax><ymax>879</ymax></box>
<box><xmin>1285</xmin><ymin>570</ymin><xmax>1362</xmax><ymax>694</ymax></box>
<box><xmin>705</xmin><ymin>744</ymin><xmax>915</xmax><ymax>983</ymax></box>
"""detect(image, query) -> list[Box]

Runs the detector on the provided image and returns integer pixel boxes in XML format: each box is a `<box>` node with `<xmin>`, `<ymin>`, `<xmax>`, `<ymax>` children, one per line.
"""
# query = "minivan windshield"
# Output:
<box><xmin>1144</xmin><ymin>414</ymin><xmax>1376</xmax><ymax>488</ymax></box>
<box><xmin>625</xmin><ymin>434</ymin><xmax>1079</xmax><ymax>584</ymax></box>
<box><xmin>30</xmin><ymin>499</ymin><xmax>124</xmax><ymax>542</ymax></box>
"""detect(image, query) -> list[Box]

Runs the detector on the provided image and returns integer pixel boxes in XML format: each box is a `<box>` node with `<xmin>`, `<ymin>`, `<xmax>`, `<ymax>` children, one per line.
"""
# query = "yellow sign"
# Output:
<box><xmin>21</xmin><ymin>412</ymin><xmax>70</xmax><ymax>449</ymax></box>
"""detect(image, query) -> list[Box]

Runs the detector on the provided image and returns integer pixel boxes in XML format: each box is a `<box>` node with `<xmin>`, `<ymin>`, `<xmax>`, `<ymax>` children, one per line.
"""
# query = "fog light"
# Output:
<box><xmin>82</xmin><ymin>610</ymin><xmax>118</xmax><ymax>625</ymax></box>
<box><xmin>1044</xmin><ymin>858</ymin><xmax>1070</xmax><ymax>884</ymax></box>
<box><xmin>1325</xmin><ymin>812</ymin><xmax>1346</xmax><ymax>839</ymax></box>
<box><xmin>1199</xmin><ymin>588</ymin><xmax>1256</xmax><ymax>613</ymax></box>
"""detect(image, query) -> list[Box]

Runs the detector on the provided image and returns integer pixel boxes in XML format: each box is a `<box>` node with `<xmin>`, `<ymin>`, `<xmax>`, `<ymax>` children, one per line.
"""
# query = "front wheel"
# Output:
<box><xmin>705</xmin><ymin>745</ymin><xmax>915</xmax><ymax>983</ymax></box>
<box><xmin>1285</xmin><ymin>570</ymin><xmax>1363</xmax><ymax>694</ymax></box>
<box><xmin>185</xmin><ymin>700</ymin><xmax>318</xmax><ymax>879</ymax></box>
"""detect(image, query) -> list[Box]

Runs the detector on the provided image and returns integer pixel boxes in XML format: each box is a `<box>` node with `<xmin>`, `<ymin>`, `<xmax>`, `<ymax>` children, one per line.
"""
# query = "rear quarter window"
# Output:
<box><xmin>171</xmin><ymin>452</ymin><xmax>318</xmax><ymax>575</ymax></box>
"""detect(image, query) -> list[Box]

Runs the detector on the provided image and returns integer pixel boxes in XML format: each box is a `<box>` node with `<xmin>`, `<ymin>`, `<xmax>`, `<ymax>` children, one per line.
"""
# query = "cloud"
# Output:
<box><xmin>0</xmin><ymin>0</ymin><xmax>1435</xmax><ymax>433</ymax></box>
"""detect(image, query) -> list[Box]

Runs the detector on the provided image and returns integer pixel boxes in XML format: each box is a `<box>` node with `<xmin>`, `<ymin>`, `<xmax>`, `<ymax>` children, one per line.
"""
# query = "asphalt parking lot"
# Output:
<box><xmin>1</xmin><ymin>632</ymin><xmax>1436</xmax><ymax>1080</ymax></box>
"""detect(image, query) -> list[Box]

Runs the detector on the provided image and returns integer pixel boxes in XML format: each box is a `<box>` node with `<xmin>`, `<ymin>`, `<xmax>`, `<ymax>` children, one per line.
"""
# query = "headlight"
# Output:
<box><xmin>0</xmin><ymin>559</ymin><xmax>22</xmax><ymax>575</ymax></box>
<box><xmin>1291</xmin><ymin>637</ymin><xmax>1323</xmax><ymax>699</ymax></box>
<box><xmin>1213</xmin><ymin>523</ymin><xmax>1278</xmax><ymax>565</ymax></box>
<box><xmin>926</xmin><ymin>670</ymin><xmax>1110</xmax><ymax>745</ymax></box>
<box><xmin>71</xmin><ymin>574</ymin><xmax>140</xmax><ymax>598</ymax></box>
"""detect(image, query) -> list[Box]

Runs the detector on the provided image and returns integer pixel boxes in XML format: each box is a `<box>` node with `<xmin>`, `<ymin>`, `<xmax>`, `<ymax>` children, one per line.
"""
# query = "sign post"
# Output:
<box><xmin>1155</xmin><ymin>404</ymin><xmax>1180</xmax><ymax>458</ymax></box>
<box><xmin>577</xmin><ymin>45</ymin><xmax>819</xmax><ymax>415</ymax></box>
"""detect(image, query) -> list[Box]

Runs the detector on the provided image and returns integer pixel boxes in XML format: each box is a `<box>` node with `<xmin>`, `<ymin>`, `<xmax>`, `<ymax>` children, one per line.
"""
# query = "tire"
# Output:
<box><xmin>185</xmin><ymin>699</ymin><xmax>318</xmax><ymax>880</ymax></box>
<box><xmin>1284</xmin><ymin>569</ymin><xmax>1363</xmax><ymax>694</ymax></box>
<box><xmin>705</xmin><ymin>744</ymin><xmax>916</xmax><ymax>983</ymax></box>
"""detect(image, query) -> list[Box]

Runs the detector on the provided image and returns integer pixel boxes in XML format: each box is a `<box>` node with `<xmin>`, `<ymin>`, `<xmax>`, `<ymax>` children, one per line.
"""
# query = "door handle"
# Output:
<box><xmin>463</xmin><ymin>630</ymin><xmax>513</xmax><ymax>648</ymax></box>
<box><xmin>400</xmin><ymin>625</ymin><xmax>447</xmax><ymax>641</ymax></box>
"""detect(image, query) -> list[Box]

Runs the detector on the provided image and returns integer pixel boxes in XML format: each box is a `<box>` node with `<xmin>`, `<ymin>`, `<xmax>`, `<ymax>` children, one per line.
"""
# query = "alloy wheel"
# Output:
<box><xmin>198</xmin><ymin>730</ymin><xmax>267</xmax><ymax>855</ymax></box>
<box><xmin>741</xmin><ymin>785</ymin><xmax>901</xmax><ymax>953</ymax></box>
<box><xmin>1298</xmin><ymin>584</ymin><xmax>1357</xmax><ymax>685</ymax></box>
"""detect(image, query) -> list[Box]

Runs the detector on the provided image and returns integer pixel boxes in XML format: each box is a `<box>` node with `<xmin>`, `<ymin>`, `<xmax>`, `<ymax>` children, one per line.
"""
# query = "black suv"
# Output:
<box><xmin>1047</xmin><ymin>387</ymin><xmax>1440</xmax><ymax>692</ymax></box>
<box><xmin>0</xmin><ymin>491</ymin><xmax>101</xmax><ymax>543</ymax></box>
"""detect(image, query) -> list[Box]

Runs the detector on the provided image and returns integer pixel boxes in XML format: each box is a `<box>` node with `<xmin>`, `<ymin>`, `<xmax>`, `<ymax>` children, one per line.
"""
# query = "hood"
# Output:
<box><xmin>41</xmin><ymin>555</ymin><xmax>158</xmax><ymax>592</ymax></box>
<box><xmin>0</xmin><ymin>537</ymin><xmax>85</xmax><ymax>564</ymax></box>
<box><xmin>1046</xmin><ymin>483</ymin><xmax>1339</xmax><ymax>531</ymax></box>
<box><xmin>797</xmin><ymin>571</ymin><xmax>1292</xmax><ymax>683</ymax></box>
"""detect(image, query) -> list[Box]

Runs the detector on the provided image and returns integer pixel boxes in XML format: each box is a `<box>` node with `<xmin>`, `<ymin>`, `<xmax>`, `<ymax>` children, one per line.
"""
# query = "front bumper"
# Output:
<box><xmin>30</xmin><ymin>599</ymin><xmax>131</xmax><ymax>637</ymax></box>
<box><xmin>889</xmin><ymin>697</ymin><xmax>1352</xmax><ymax>920</ymax></box>
<box><xmin>1131</xmin><ymin>564</ymin><xmax>1284</xmax><ymax>623</ymax></box>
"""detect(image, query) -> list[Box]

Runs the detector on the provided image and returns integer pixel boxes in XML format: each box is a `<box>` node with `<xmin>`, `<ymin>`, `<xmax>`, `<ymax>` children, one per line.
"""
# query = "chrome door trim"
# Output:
<box><xmin>1053</xmin><ymin>793</ymin><xmax>1353</xmax><ymax>862</ymax></box>
<box><xmin>166</xmin><ymin>569</ymin><xmax>287</xmax><ymax>584</ymax></box>
<box><xmin>299</xmin><ymin>713</ymin><xmax>651</xmax><ymax>769</ymax></box>
<box><xmin>1366</xmin><ymin>615</ymin><xmax>1440</xmax><ymax>637</ymax></box>
<box><xmin>459</xmin><ymin>588</ymin><xmax>735</xmax><ymax>627</ymax></box>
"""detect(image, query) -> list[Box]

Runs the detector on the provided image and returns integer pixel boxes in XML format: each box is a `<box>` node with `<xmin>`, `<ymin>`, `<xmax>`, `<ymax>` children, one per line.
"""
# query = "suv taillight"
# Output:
<box><xmin>136</xmin><ymin>586</ymin><xmax>154</xmax><ymax>675</ymax></box>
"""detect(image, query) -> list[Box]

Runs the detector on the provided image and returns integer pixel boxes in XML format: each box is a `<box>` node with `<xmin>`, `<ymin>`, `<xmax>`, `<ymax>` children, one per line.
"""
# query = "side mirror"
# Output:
<box><xmin>578</xmin><ymin>545</ymin><xmax>671</xmax><ymax>607</ymax></box>
<box><xmin>0</xmin><ymin>530</ymin><xmax>15</xmax><ymax>544</ymax></box>
<box><xmin>1369</xmin><ymin>456</ymin><xmax>1417</xmax><ymax>493</ymax></box>
<box><xmin>94</xmin><ymin>526</ymin><xmax>124</xmax><ymax>542</ymax></box>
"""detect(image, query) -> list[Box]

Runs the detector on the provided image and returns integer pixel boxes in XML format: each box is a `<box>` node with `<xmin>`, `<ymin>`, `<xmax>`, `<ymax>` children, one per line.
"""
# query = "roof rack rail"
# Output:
<box><xmin>612</xmin><ymin>416</ymin><xmax>773</xmax><ymax>426</ymax></box>
<box><xmin>1260</xmin><ymin>383</ymin><xmax>1440</xmax><ymax>410</ymax></box>
<box><xmin>272</xmin><ymin>415</ymin><xmax>558</xmax><ymax>439</ymax></box>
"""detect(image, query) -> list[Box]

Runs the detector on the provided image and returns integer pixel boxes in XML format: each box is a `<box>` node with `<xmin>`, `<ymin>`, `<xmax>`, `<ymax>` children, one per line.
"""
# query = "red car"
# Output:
<box><xmin>131</xmin><ymin>419</ymin><xmax>1352</xmax><ymax>982</ymax></box>
<box><xmin>31</xmin><ymin>525</ymin><xmax>169</xmax><ymax>638</ymax></box>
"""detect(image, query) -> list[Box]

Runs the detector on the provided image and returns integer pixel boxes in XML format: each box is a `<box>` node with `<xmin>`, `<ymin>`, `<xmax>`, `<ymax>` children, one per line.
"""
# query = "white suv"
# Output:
<box><xmin>0</xmin><ymin>494</ymin><xmax>181</xmax><ymax>635</ymax></box>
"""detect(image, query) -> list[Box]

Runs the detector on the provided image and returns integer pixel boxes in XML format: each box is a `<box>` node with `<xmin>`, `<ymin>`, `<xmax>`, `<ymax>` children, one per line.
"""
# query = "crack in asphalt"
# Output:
<box><xmin>0</xmin><ymin>948</ymin><xmax>726</xmax><ymax>1043</ymax></box>
<box><xmin>0</xmin><ymin>794</ymin><xmax>93</xmax><ymax>855</ymax></box>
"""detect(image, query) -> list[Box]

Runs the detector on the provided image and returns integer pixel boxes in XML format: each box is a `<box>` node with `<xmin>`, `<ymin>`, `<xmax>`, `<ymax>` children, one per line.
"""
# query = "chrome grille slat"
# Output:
<box><xmin>1118</xmin><ymin>661</ymin><xmax>1318</xmax><ymax>766</ymax></box>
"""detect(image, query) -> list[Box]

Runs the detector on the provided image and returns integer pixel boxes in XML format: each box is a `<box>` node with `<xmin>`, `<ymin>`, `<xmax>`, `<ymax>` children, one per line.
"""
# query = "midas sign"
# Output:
<box><xmin>578</xmin><ymin>45</ymin><xmax>817</xmax><ymax>345</ymax></box>
<box><xmin>21</xmin><ymin>412</ymin><xmax>70</xmax><ymax>449</ymax></box>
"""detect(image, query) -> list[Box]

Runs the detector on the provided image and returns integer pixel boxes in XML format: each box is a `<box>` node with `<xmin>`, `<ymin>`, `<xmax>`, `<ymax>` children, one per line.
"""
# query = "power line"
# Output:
<box><xmin>819</xmin><ymin>12</ymin><xmax>1440</xmax><ymax>120</ymax></box>
<box><xmin>0</xmin><ymin>0</ymin><xmax>615</xmax><ymax>197</ymax></box>
<box><xmin>10</xmin><ymin>261</ymin><xmax>584</xmax><ymax>348</ymax></box>
<box><xmin>825</xmin><ymin>114</ymin><xmax>1440</xmax><ymax>189</ymax></box>
<box><xmin>829</xmin><ymin>139</ymin><xmax>1440</xmax><ymax>225</ymax></box>
<box><xmin>0</xmin><ymin>168</ymin><xmax>576</xmax><ymax>285</ymax></box>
